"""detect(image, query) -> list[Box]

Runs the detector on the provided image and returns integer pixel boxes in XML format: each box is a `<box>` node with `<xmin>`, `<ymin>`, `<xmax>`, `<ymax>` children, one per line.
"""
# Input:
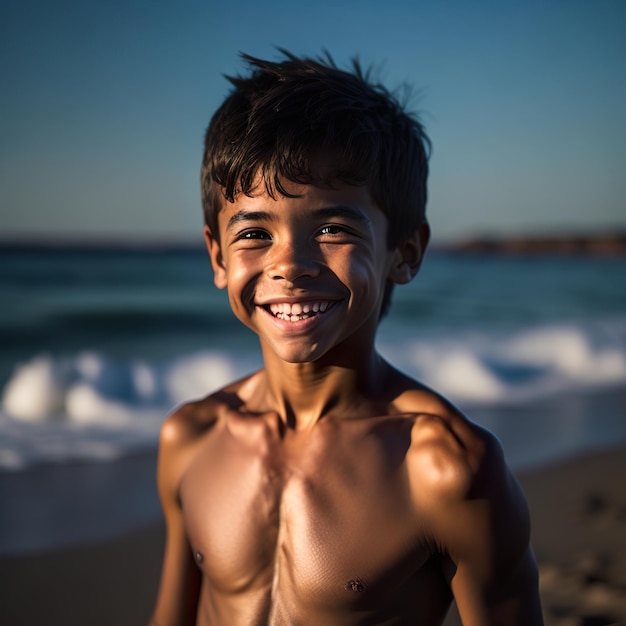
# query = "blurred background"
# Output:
<box><xmin>1</xmin><ymin>0</ymin><xmax>625</xmax><ymax>550</ymax></box>
<box><xmin>2</xmin><ymin>3</ymin><xmax>626</xmax><ymax>625</ymax></box>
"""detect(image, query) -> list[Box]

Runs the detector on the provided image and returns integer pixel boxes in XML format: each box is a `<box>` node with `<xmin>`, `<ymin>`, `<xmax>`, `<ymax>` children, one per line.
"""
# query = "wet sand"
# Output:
<box><xmin>1</xmin><ymin>445</ymin><xmax>625</xmax><ymax>626</ymax></box>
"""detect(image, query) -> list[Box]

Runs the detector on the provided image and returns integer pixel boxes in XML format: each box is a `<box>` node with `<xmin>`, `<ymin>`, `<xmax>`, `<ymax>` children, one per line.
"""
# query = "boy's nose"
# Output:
<box><xmin>266</xmin><ymin>242</ymin><xmax>320</xmax><ymax>282</ymax></box>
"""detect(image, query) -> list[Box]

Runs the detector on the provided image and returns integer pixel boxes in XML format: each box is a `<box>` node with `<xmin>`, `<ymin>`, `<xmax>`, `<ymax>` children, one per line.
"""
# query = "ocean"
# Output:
<box><xmin>2</xmin><ymin>245</ymin><xmax>625</xmax><ymax>472</ymax></box>
<box><xmin>1</xmin><ymin>245</ymin><xmax>626</xmax><ymax>554</ymax></box>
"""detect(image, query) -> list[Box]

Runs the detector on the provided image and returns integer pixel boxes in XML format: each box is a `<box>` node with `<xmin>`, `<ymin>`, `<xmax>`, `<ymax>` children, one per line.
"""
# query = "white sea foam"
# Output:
<box><xmin>380</xmin><ymin>320</ymin><xmax>626</xmax><ymax>404</ymax></box>
<box><xmin>2</xmin><ymin>355</ymin><xmax>67</xmax><ymax>421</ymax></box>
<box><xmin>1</xmin><ymin>320</ymin><xmax>625</xmax><ymax>470</ymax></box>
<box><xmin>0</xmin><ymin>350</ymin><xmax>257</xmax><ymax>470</ymax></box>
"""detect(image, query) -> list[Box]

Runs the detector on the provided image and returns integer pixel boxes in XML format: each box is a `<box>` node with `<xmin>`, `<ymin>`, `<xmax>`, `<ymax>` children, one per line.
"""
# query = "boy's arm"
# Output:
<box><xmin>148</xmin><ymin>411</ymin><xmax>202</xmax><ymax>626</ymax></box>
<box><xmin>414</xmin><ymin>421</ymin><xmax>543</xmax><ymax>625</ymax></box>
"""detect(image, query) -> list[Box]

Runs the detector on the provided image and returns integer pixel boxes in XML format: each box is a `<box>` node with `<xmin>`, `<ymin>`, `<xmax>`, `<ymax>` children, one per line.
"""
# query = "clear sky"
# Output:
<box><xmin>1</xmin><ymin>0</ymin><xmax>625</xmax><ymax>244</ymax></box>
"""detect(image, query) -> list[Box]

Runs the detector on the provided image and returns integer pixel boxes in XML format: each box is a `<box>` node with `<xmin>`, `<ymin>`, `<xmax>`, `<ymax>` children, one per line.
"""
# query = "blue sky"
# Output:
<box><xmin>1</xmin><ymin>0</ymin><xmax>625</xmax><ymax>243</ymax></box>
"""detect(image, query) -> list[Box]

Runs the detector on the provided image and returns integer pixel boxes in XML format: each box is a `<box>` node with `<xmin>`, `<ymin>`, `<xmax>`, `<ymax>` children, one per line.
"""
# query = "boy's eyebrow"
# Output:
<box><xmin>226</xmin><ymin>205</ymin><xmax>371</xmax><ymax>231</ymax></box>
<box><xmin>226</xmin><ymin>210</ymin><xmax>275</xmax><ymax>231</ymax></box>
<box><xmin>313</xmin><ymin>205</ymin><xmax>371</xmax><ymax>224</ymax></box>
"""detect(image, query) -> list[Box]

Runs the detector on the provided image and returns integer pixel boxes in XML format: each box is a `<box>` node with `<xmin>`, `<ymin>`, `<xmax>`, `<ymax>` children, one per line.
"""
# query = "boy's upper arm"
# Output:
<box><xmin>411</xmin><ymin>418</ymin><xmax>543</xmax><ymax>625</ymax></box>
<box><xmin>149</xmin><ymin>408</ymin><xmax>205</xmax><ymax>626</ymax></box>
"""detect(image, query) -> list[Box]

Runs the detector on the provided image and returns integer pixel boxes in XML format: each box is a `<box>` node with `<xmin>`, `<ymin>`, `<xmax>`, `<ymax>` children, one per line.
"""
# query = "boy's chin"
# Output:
<box><xmin>261</xmin><ymin>339</ymin><xmax>331</xmax><ymax>365</ymax></box>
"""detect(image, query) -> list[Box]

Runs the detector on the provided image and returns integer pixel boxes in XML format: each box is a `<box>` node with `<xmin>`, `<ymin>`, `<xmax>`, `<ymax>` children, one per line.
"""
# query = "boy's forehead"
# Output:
<box><xmin>221</xmin><ymin>157</ymin><xmax>377</xmax><ymax>209</ymax></box>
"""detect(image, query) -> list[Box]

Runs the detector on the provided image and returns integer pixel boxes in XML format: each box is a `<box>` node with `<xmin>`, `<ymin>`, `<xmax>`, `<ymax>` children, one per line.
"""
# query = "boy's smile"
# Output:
<box><xmin>205</xmin><ymin>179</ymin><xmax>401</xmax><ymax>364</ymax></box>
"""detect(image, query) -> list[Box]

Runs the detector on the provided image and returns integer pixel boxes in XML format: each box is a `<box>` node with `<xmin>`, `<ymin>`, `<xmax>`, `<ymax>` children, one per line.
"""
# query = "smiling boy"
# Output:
<box><xmin>149</xmin><ymin>52</ymin><xmax>543</xmax><ymax>625</ymax></box>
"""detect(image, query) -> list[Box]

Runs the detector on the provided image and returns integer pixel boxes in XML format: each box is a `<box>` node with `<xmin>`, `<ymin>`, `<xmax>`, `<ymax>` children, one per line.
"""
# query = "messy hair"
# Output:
<box><xmin>201</xmin><ymin>50</ymin><xmax>431</xmax><ymax>315</ymax></box>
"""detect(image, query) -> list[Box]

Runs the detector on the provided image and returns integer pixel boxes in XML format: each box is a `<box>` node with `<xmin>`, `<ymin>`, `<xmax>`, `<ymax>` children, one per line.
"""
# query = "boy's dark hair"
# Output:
<box><xmin>201</xmin><ymin>50</ymin><xmax>431</xmax><ymax>316</ymax></box>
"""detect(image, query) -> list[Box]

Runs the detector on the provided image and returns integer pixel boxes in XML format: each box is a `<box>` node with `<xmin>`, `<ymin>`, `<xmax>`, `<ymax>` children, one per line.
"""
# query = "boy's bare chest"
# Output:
<box><xmin>180</xmin><ymin>419</ymin><xmax>432</xmax><ymax>612</ymax></box>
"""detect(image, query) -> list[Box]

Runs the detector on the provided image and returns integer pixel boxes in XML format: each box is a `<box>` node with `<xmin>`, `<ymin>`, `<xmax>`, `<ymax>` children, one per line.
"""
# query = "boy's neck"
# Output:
<box><xmin>256</xmin><ymin>344</ymin><xmax>391</xmax><ymax>431</ymax></box>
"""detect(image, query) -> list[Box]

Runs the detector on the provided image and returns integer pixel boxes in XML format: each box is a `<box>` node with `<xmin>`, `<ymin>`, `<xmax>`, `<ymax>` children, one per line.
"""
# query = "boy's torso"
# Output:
<box><xmin>178</xmin><ymin>381</ymin><xmax>461</xmax><ymax>625</ymax></box>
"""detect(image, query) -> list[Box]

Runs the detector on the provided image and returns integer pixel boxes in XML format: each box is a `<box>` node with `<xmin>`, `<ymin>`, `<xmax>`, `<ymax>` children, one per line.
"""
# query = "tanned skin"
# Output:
<box><xmin>149</xmin><ymin>179</ymin><xmax>543</xmax><ymax>625</ymax></box>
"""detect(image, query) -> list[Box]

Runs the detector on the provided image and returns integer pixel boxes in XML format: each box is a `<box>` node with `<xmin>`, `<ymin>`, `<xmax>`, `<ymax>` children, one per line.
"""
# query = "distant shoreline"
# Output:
<box><xmin>0</xmin><ymin>238</ymin><xmax>206</xmax><ymax>253</ymax></box>
<box><xmin>2</xmin><ymin>232</ymin><xmax>626</xmax><ymax>255</ymax></box>
<box><xmin>436</xmin><ymin>232</ymin><xmax>626</xmax><ymax>256</ymax></box>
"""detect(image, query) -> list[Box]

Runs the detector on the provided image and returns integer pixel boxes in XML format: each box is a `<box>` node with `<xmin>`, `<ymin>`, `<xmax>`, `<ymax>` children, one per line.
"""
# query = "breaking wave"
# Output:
<box><xmin>1</xmin><ymin>319</ymin><xmax>625</xmax><ymax>470</ymax></box>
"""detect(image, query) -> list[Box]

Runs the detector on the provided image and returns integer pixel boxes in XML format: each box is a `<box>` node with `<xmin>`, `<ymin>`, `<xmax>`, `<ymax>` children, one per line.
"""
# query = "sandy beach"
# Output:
<box><xmin>1</xmin><ymin>444</ymin><xmax>625</xmax><ymax>626</ymax></box>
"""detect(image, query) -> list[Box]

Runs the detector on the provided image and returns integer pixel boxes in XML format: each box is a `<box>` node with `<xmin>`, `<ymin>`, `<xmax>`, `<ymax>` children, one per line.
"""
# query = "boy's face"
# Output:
<box><xmin>205</xmin><ymin>177</ymin><xmax>420</xmax><ymax>364</ymax></box>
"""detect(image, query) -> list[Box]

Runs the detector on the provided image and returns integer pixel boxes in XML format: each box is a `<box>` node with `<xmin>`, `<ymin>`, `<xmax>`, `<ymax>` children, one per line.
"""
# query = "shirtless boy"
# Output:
<box><xmin>149</xmin><ymin>51</ymin><xmax>543</xmax><ymax>625</ymax></box>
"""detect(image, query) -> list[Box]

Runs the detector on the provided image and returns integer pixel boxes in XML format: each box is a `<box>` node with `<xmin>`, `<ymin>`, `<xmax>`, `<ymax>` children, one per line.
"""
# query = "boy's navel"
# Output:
<box><xmin>344</xmin><ymin>578</ymin><xmax>367</xmax><ymax>592</ymax></box>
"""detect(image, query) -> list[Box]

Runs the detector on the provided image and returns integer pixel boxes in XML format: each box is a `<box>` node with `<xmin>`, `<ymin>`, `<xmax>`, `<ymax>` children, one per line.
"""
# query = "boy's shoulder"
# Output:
<box><xmin>398</xmin><ymin>385</ymin><xmax>530</xmax><ymax>570</ymax></box>
<box><xmin>384</xmin><ymin>377</ymin><xmax>516</xmax><ymax>525</ymax></box>
<box><xmin>396</xmin><ymin>385</ymin><xmax>508</xmax><ymax>497</ymax></box>
<box><xmin>156</xmin><ymin>373</ymin><xmax>259</xmax><ymax>498</ymax></box>
<box><xmin>160</xmin><ymin>373</ymin><xmax>256</xmax><ymax>445</ymax></box>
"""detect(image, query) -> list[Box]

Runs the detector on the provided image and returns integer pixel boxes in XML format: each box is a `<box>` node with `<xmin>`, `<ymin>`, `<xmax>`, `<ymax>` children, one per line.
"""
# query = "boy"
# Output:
<box><xmin>149</xmin><ymin>51</ymin><xmax>543</xmax><ymax>625</ymax></box>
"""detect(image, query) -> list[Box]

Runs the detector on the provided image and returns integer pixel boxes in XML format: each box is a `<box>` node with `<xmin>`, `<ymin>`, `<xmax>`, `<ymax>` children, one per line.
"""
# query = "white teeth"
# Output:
<box><xmin>266</xmin><ymin>301</ymin><xmax>332</xmax><ymax>320</ymax></box>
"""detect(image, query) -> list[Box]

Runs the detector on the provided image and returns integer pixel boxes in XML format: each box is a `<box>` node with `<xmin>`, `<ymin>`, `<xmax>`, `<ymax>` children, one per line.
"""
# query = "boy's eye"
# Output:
<box><xmin>238</xmin><ymin>229</ymin><xmax>271</xmax><ymax>240</ymax></box>
<box><xmin>319</xmin><ymin>225</ymin><xmax>346</xmax><ymax>236</ymax></box>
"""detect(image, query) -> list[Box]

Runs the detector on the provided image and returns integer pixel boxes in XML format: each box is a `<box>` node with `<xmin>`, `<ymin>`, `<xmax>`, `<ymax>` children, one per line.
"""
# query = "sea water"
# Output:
<box><xmin>1</xmin><ymin>246</ymin><xmax>625</xmax><ymax>471</ymax></box>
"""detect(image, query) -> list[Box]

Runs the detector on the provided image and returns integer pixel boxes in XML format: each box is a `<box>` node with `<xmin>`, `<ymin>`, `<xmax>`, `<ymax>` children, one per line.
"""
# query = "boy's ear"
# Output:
<box><xmin>388</xmin><ymin>222</ymin><xmax>430</xmax><ymax>285</ymax></box>
<box><xmin>203</xmin><ymin>225</ymin><xmax>227</xmax><ymax>289</ymax></box>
